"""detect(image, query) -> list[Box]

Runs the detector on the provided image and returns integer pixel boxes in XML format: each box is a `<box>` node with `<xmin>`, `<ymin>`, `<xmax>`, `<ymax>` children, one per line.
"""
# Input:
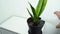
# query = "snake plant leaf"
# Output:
<box><xmin>28</xmin><ymin>2</ymin><xmax>37</xmax><ymax>17</ymax></box>
<box><xmin>36</xmin><ymin>0</ymin><xmax>43</xmax><ymax>17</ymax></box>
<box><xmin>27</xmin><ymin>8</ymin><xmax>33</xmax><ymax>19</ymax></box>
<box><xmin>38</xmin><ymin>0</ymin><xmax>48</xmax><ymax>16</ymax></box>
<box><xmin>28</xmin><ymin>2</ymin><xmax>39</xmax><ymax>24</ymax></box>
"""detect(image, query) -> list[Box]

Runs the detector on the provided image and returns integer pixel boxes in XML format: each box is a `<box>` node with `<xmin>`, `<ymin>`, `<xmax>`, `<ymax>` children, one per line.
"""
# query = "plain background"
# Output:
<box><xmin>0</xmin><ymin>0</ymin><xmax>60</xmax><ymax>25</ymax></box>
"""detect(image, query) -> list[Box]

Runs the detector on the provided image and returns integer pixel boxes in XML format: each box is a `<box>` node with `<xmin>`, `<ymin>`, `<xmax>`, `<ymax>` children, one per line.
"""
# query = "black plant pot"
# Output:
<box><xmin>27</xmin><ymin>17</ymin><xmax>45</xmax><ymax>34</ymax></box>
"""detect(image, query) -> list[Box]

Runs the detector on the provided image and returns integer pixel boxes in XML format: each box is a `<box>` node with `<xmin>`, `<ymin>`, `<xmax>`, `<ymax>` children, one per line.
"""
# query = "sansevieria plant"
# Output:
<box><xmin>27</xmin><ymin>0</ymin><xmax>48</xmax><ymax>26</ymax></box>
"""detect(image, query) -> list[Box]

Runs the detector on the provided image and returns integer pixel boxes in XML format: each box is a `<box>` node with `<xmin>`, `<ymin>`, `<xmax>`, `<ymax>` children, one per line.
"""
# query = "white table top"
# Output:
<box><xmin>0</xmin><ymin>16</ymin><xmax>60</xmax><ymax>34</ymax></box>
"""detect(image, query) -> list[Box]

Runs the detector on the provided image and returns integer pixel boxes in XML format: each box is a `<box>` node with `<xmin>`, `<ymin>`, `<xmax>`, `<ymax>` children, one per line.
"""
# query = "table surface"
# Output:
<box><xmin>0</xmin><ymin>16</ymin><xmax>60</xmax><ymax>34</ymax></box>
<box><xmin>0</xmin><ymin>27</ymin><xmax>18</xmax><ymax>34</ymax></box>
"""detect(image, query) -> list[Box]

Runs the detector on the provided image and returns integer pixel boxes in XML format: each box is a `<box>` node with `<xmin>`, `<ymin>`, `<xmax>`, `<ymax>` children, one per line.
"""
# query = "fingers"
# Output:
<box><xmin>54</xmin><ymin>12</ymin><xmax>56</xmax><ymax>14</ymax></box>
<box><xmin>56</xmin><ymin>23</ymin><xmax>60</xmax><ymax>28</ymax></box>
<box><xmin>54</xmin><ymin>11</ymin><xmax>60</xmax><ymax>14</ymax></box>
<box><xmin>54</xmin><ymin>11</ymin><xmax>60</xmax><ymax>19</ymax></box>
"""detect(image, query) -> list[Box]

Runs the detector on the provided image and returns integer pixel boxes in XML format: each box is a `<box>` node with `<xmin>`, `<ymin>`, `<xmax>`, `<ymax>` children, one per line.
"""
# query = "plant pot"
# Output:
<box><xmin>27</xmin><ymin>17</ymin><xmax>45</xmax><ymax>34</ymax></box>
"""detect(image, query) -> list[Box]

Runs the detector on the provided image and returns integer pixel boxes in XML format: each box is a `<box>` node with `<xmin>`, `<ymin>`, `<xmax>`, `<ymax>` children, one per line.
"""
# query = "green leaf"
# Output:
<box><xmin>28</xmin><ymin>2</ymin><xmax>37</xmax><ymax>18</ymax></box>
<box><xmin>27</xmin><ymin>0</ymin><xmax>48</xmax><ymax>25</ymax></box>
<box><xmin>36</xmin><ymin>0</ymin><xmax>44</xmax><ymax>17</ymax></box>
<box><xmin>28</xmin><ymin>2</ymin><xmax>39</xmax><ymax>24</ymax></box>
<box><xmin>27</xmin><ymin>8</ymin><xmax>37</xmax><ymax>24</ymax></box>
<box><xmin>38</xmin><ymin>0</ymin><xmax>48</xmax><ymax>16</ymax></box>
<box><xmin>27</xmin><ymin>8</ymin><xmax>33</xmax><ymax>18</ymax></box>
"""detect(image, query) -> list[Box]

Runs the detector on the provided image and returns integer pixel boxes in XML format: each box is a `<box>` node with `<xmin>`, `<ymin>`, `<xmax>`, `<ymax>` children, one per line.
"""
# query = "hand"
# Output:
<box><xmin>56</xmin><ymin>23</ymin><xmax>60</xmax><ymax>28</ymax></box>
<box><xmin>54</xmin><ymin>11</ymin><xmax>60</xmax><ymax>19</ymax></box>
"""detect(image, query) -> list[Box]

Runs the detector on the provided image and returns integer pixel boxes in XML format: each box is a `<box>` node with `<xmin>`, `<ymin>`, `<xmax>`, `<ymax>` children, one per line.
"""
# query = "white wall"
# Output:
<box><xmin>41</xmin><ymin>0</ymin><xmax>60</xmax><ymax>25</ymax></box>
<box><xmin>0</xmin><ymin>0</ymin><xmax>60</xmax><ymax>25</ymax></box>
